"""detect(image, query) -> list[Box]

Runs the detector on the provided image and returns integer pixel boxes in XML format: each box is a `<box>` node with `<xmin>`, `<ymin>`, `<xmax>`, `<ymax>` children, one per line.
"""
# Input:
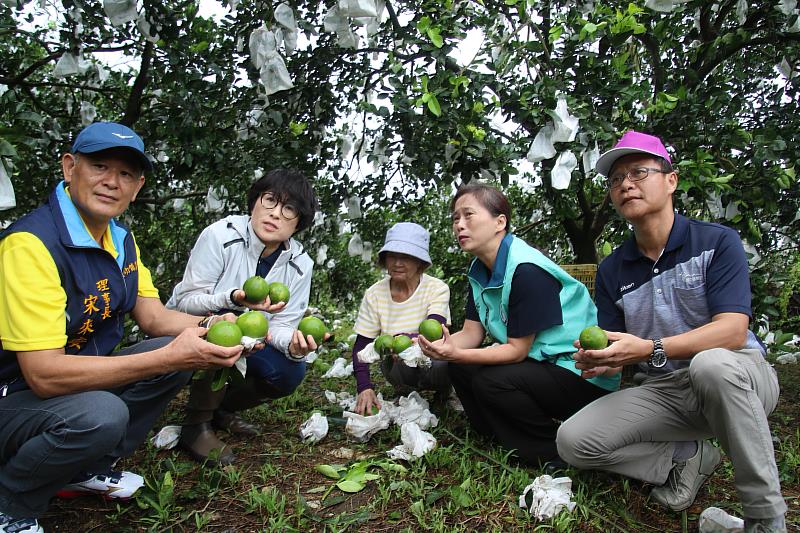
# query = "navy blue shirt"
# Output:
<box><xmin>466</xmin><ymin>262</ymin><xmax>563</xmax><ymax>338</ymax></box>
<box><xmin>595</xmin><ymin>213</ymin><xmax>765</xmax><ymax>375</ymax></box>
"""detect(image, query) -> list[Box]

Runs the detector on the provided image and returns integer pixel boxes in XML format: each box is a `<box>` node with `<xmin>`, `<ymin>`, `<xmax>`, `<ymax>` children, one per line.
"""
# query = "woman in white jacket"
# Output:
<box><xmin>167</xmin><ymin>169</ymin><xmax>320</xmax><ymax>464</ymax></box>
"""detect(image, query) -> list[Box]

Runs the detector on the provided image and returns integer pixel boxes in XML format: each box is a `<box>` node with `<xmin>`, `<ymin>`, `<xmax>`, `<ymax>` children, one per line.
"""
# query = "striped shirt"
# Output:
<box><xmin>354</xmin><ymin>274</ymin><xmax>451</xmax><ymax>337</ymax></box>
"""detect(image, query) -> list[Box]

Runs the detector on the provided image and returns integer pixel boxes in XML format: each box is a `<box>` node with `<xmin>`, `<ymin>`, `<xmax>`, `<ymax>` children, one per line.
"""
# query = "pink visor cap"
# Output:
<box><xmin>594</xmin><ymin>131</ymin><xmax>671</xmax><ymax>176</ymax></box>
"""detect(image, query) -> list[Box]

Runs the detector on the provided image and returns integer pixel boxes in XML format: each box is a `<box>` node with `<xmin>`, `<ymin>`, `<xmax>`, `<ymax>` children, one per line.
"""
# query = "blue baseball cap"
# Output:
<box><xmin>71</xmin><ymin>122</ymin><xmax>153</xmax><ymax>172</ymax></box>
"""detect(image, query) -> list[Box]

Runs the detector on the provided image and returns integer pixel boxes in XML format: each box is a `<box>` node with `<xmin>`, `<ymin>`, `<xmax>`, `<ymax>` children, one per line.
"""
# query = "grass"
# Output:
<box><xmin>41</xmin><ymin>343</ymin><xmax>800</xmax><ymax>532</ymax></box>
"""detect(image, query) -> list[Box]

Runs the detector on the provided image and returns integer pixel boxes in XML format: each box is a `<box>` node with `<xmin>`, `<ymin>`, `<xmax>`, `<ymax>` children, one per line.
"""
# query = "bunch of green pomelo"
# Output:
<box><xmin>202</xmin><ymin>312</ymin><xmax>270</xmax><ymax>391</ymax></box>
<box><xmin>242</xmin><ymin>275</ymin><xmax>291</xmax><ymax>305</ymax></box>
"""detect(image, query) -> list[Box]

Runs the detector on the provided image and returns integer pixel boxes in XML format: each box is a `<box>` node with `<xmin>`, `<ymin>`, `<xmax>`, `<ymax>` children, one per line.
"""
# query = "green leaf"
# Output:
<box><xmin>427</xmin><ymin>94</ymin><xmax>442</xmax><ymax>116</ymax></box>
<box><xmin>315</xmin><ymin>464</ymin><xmax>343</xmax><ymax>479</ymax></box>
<box><xmin>336</xmin><ymin>479</ymin><xmax>365</xmax><ymax>492</ymax></box>
<box><xmin>0</xmin><ymin>139</ymin><xmax>18</xmax><ymax>158</ymax></box>
<box><xmin>427</xmin><ymin>27</ymin><xmax>443</xmax><ymax>48</ymax></box>
<box><xmin>211</xmin><ymin>368</ymin><xmax>229</xmax><ymax>391</ymax></box>
<box><xmin>416</xmin><ymin>16</ymin><xmax>431</xmax><ymax>33</ymax></box>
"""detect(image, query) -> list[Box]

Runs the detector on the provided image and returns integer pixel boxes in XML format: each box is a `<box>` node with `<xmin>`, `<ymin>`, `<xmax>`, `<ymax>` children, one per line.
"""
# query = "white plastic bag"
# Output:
<box><xmin>338</xmin><ymin>0</ymin><xmax>378</xmax><ymax>18</ymax></box>
<box><xmin>274</xmin><ymin>3</ymin><xmax>297</xmax><ymax>30</ymax></box>
<box><xmin>316</xmin><ymin>244</ymin><xmax>328</xmax><ymax>265</ymax></box>
<box><xmin>324</xmin><ymin>390</ymin><xmax>357</xmax><ymax>411</ymax></box>
<box><xmin>322</xmin><ymin>357</ymin><xmax>353</xmax><ymax>378</ymax></box>
<box><xmin>0</xmin><ymin>160</ymin><xmax>16</xmax><ymax>211</ymax></box>
<box><xmin>550</xmin><ymin>97</ymin><xmax>579</xmax><ymax>143</ymax></box>
<box><xmin>347</xmin><ymin>232</ymin><xmax>363</xmax><ymax>256</ymax></box>
<box><xmin>551</xmin><ymin>151</ymin><xmax>578</xmax><ymax>190</ymax></box>
<box><xmin>518</xmin><ymin>475</ymin><xmax>577</xmax><ymax>520</ymax></box>
<box><xmin>698</xmin><ymin>507</ymin><xmax>744</xmax><ymax>533</ymax></box>
<box><xmin>396</xmin><ymin>343</ymin><xmax>431</xmax><ymax>368</ymax></box>
<box><xmin>299</xmin><ymin>412</ymin><xmax>329</xmax><ymax>443</ymax></box>
<box><xmin>150</xmin><ymin>425</ymin><xmax>181</xmax><ymax>449</ymax></box>
<box><xmin>361</xmin><ymin>241</ymin><xmax>373</xmax><ymax>262</ymax></box>
<box><xmin>386</xmin><ymin>422</ymin><xmax>436</xmax><ymax>460</ymax></box>
<box><xmin>260</xmin><ymin>55</ymin><xmax>294</xmax><ymax>95</ymax></box>
<box><xmin>356</xmin><ymin>341</ymin><xmax>381</xmax><ymax>364</ymax></box>
<box><xmin>53</xmin><ymin>53</ymin><xmax>80</xmax><ymax>78</ymax></box>
<box><xmin>346</xmin><ymin>196</ymin><xmax>362</xmax><ymax>218</ymax></box>
<box><xmin>527</xmin><ymin>124</ymin><xmax>556</xmax><ymax>163</ymax></box>
<box><xmin>582</xmin><ymin>143</ymin><xmax>599</xmax><ymax>175</ymax></box>
<box><xmin>344</xmin><ymin>407</ymin><xmax>392</xmax><ymax>442</ymax></box>
<box><xmin>103</xmin><ymin>0</ymin><xmax>138</xmax><ymax>26</ymax></box>
<box><xmin>79</xmin><ymin>101</ymin><xmax>96</xmax><ymax>126</ymax></box>
<box><xmin>390</xmin><ymin>391</ymin><xmax>438</xmax><ymax>430</ymax></box>
<box><xmin>205</xmin><ymin>186</ymin><xmax>227</xmax><ymax>212</ymax></box>
<box><xmin>249</xmin><ymin>26</ymin><xmax>277</xmax><ymax>70</ymax></box>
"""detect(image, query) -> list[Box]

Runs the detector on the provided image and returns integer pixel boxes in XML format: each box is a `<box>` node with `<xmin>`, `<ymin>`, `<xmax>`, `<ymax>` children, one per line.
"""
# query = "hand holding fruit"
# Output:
<box><xmin>170</xmin><ymin>327</ymin><xmax>243</xmax><ymax>371</ymax></box>
<box><xmin>233</xmin><ymin>276</ymin><xmax>290</xmax><ymax>313</ymax></box>
<box><xmin>417</xmin><ymin>325</ymin><xmax>458</xmax><ymax>362</ymax></box>
<box><xmin>290</xmin><ymin>316</ymin><xmax>332</xmax><ymax>359</ymax></box>
<box><xmin>572</xmin><ymin>328</ymin><xmax>652</xmax><ymax>369</ymax></box>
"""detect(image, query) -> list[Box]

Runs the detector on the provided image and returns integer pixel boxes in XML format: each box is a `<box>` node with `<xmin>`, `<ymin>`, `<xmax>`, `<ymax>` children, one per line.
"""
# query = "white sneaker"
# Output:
<box><xmin>55</xmin><ymin>470</ymin><xmax>144</xmax><ymax>500</ymax></box>
<box><xmin>0</xmin><ymin>512</ymin><xmax>44</xmax><ymax>533</ymax></box>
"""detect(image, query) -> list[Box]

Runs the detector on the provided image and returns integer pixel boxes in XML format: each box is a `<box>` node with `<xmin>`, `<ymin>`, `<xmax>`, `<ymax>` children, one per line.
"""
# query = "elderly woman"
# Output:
<box><xmin>419</xmin><ymin>183</ymin><xmax>621</xmax><ymax>467</ymax></box>
<box><xmin>351</xmin><ymin>222</ymin><xmax>451</xmax><ymax>415</ymax></box>
<box><xmin>167</xmin><ymin>169</ymin><xmax>321</xmax><ymax>464</ymax></box>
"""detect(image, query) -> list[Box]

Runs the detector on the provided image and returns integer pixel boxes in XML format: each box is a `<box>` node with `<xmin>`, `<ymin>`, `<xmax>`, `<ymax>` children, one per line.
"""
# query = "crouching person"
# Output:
<box><xmin>556</xmin><ymin>131</ymin><xmax>787</xmax><ymax>532</ymax></box>
<box><xmin>167</xmin><ymin>169</ymin><xmax>322</xmax><ymax>464</ymax></box>
<box><xmin>0</xmin><ymin>123</ymin><xmax>242</xmax><ymax>533</ymax></box>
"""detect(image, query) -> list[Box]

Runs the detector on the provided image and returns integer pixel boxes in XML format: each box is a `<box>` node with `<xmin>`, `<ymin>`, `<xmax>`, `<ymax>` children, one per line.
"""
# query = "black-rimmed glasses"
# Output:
<box><xmin>260</xmin><ymin>192</ymin><xmax>299</xmax><ymax>220</ymax></box>
<box><xmin>607</xmin><ymin>167</ymin><xmax>667</xmax><ymax>189</ymax></box>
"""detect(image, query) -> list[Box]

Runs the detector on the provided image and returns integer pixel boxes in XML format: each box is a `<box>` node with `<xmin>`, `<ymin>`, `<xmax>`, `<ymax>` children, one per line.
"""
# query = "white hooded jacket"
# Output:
<box><xmin>166</xmin><ymin>214</ymin><xmax>313</xmax><ymax>358</ymax></box>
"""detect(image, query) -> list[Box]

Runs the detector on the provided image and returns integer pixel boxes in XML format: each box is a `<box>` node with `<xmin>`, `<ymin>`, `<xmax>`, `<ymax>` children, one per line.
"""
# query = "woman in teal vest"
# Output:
<box><xmin>418</xmin><ymin>183</ymin><xmax>620</xmax><ymax>467</ymax></box>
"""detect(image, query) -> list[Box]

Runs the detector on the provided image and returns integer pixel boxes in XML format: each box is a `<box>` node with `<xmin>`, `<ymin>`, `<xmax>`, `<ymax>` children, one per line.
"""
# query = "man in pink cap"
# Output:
<box><xmin>556</xmin><ymin>131</ymin><xmax>786</xmax><ymax>532</ymax></box>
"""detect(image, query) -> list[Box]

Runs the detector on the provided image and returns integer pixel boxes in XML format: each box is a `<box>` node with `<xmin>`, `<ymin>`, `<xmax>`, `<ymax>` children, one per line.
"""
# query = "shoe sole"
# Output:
<box><xmin>55</xmin><ymin>489</ymin><xmax>135</xmax><ymax>501</ymax></box>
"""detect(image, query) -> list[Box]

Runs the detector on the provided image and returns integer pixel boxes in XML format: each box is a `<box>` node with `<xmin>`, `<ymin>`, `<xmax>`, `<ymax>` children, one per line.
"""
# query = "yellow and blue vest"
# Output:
<box><xmin>0</xmin><ymin>182</ymin><xmax>140</xmax><ymax>394</ymax></box>
<box><xmin>468</xmin><ymin>234</ymin><xmax>620</xmax><ymax>392</ymax></box>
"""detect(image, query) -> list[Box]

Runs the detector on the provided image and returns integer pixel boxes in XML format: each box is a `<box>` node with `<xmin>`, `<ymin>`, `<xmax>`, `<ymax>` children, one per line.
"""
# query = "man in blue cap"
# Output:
<box><xmin>556</xmin><ymin>131</ymin><xmax>786</xmax><ymax>532</ymax></box>
<box><xmin>0</xmin><ymin>122</ymin><xmax>244</xmax><ymax>533</ymax></box>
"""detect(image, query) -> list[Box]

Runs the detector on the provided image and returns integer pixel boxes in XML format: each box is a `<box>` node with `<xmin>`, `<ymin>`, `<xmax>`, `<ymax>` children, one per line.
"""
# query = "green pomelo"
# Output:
<box><xmin>268</xmin><ymin>282</ymin><xmax>290</xmax><ymax>304</ymax></box>
<box><xmin>418</xmin><ymin>319</ymin><xmax>443</xmax><ymax>342</ymax></box>
<box><xmin>579</xmin><ymin>326</ymin><xmax>608</xmax><ymax>350</ymax></box>
<box><xmin>392</xmin><ymin>334</ymin><xmax>413</xmax><ymax>354</ymax></box>
<box><xmin>243</xmin><ymin>276</ymin><xmax>269</xmax><ymax>303</ymax></box>
<box><xmin>206</xmin><ymin>321</ymin><xmax>243</xmax><ymax>347</ymax></box>
<box><xmin>374</xmin><ymin>334</ymin><xmax>394</xmax><ymax>355</ymax></box>
<box><xmin>298</xmin><ymin>316</ymin><xmax>328</xmax><ymax>345</ymax></box>
<box><xmin>236</xmin><ymin>311</ymin><xmax>269</xmax><ymax>338</ymax></box>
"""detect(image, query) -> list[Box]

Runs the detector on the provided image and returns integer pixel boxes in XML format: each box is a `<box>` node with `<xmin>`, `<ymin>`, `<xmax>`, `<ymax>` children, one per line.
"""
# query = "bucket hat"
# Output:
<box><xmin>378</xmin><ymin>222</ymin><xmax>431</xmax><ymax>266</ymax></box>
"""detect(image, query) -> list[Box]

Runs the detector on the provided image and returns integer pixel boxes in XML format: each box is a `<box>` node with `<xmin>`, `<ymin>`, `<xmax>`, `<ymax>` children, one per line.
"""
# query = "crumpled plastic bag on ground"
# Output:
<box><xmin>396</xmin><ymin>344</ymin><xmax>431</xmax><ymax>368</ymax></box>
<box><xmin>322</xmin><ymin>357</ymin><xmax>353</xmax><ymax>378</ymax></box>
<box><xmin>150</xmin><ymin>425</ymin><xmax>181</xmax><ymax>450</ymax></box>
<box><xmin>386</xmin><ymin>422</ymin><xmax>436</xmax><ymax>460</ymax></box>
<box><xmin>518</xmin><ymin>475</ymin><xmax>577</xmax><ymax>520</ymax></box>
<box><xmin>324</xmin><ymin>390</ymin><xmax>357</xmax><ymax>411</ymax></box>
<box><xmin>776</xmin><ymin>353</ymin><xmax>797</xmax><ymax>364</ymax></box>
<box><xmin>299</xmin><ymin>412</ymin><xmax>329</xmax><ymax>443</ymax></box>
<box><xmin>344</xmin><ymin>407</ymin><xmax>392</xmax><ymax>442</ymax></box>
<box><xmin>388</xmin><ymin>391</ymin><xmax>438</xmax><ymax>430</ymax></box>
<box><xmin>698</xmin><ymin>507</ymin><xmax>744</xmax><ymax>533</ymax></box>
<box><xmin>356</xmin><ymin>341</ymin><xmax>380</xmax><ymax>363</ymax></box>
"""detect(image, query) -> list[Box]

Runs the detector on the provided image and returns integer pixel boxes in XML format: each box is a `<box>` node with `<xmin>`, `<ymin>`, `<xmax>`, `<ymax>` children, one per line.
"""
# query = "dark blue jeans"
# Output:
<box><xmin>243</xmin><ymin>344</ymin><xmax>306</xmax><ymax>397</ymax></box>
<box><xmin>0</xmin><ymin>337</ymin><xmax>191</xmax><ymax>518</ymax></box>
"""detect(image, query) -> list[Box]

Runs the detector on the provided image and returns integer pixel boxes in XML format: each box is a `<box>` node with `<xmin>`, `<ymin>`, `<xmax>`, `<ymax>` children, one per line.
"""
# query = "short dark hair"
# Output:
<box><xmin>450</xmin><ymin>182</ymin><xmax>512</xmax><ymax>232</ymax></box>
<box><xmin>247</xmin><ymin>169</ymin><xmax>319</xmax><ymax>232</ymax></box>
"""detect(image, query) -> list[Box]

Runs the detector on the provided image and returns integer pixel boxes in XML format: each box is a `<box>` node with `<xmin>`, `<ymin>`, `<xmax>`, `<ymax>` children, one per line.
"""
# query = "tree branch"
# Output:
<box><xmin>122</xmin><ymin>40</ymin><xmax>153</xmax><ymax>127</ymax></box>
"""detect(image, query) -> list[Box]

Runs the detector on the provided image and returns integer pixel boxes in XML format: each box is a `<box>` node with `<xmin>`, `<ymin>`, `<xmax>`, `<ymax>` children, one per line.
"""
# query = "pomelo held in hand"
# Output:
<box><xmin>418</xmin><ymin>319</ymin><xmax>443</xmax><ymax>342</ymax></box>
<box><xmin>207</xmin><ymin>321</ymin><xmax>243</xmax><ymax>347</ymax></box>
<box><xmin>298</xmin><ymin>316</ymin><xmax>328</xmax><ymax>345</ymax></box>
<box><xmin>374</xmin><ymin>334</ymin><xmax>394</xmax><ymax>355</ymax></box>
<box><xmin>268</xmin><ymin>282</ymin><xmax>290</xmax><ymax>304</ymax></box>
<box><xmin>243</xmin><ymin>276</ymin><xmax>269</xmax><ymax>303</ymax></box>
<box><xmin>579</xmin><ymin>326</ymin><xmax>608</xmax><ymax>350</ymax></box>
<box><xmin>236</xmin><ymin>311</ymin><xmax>269</xmax><ymax>338</ymax></box>
<box><xmin>392</xmin><ymin>334</ymin><xmax>413</xmax><ymax>354</ymax></box>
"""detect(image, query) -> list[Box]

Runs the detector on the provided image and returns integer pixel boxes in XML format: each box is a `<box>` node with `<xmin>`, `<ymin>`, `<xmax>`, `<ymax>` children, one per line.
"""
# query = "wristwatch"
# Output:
<box><xmin>648</xmin><ymin>338</ymin><xmax>667</xmax><ymax>368</ymax></box>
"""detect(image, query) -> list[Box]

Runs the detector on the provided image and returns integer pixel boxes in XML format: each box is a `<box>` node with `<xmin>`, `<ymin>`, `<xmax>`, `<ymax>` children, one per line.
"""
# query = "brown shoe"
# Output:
<box><xmin>213</xmin><ymin>409</ymin><xmax>261</xmax><ymax>437</ymax></box>
<box><xmin>179</xmin><ymin>422</ymin><xmax>236</xmax><ymax>465</ymax></box>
